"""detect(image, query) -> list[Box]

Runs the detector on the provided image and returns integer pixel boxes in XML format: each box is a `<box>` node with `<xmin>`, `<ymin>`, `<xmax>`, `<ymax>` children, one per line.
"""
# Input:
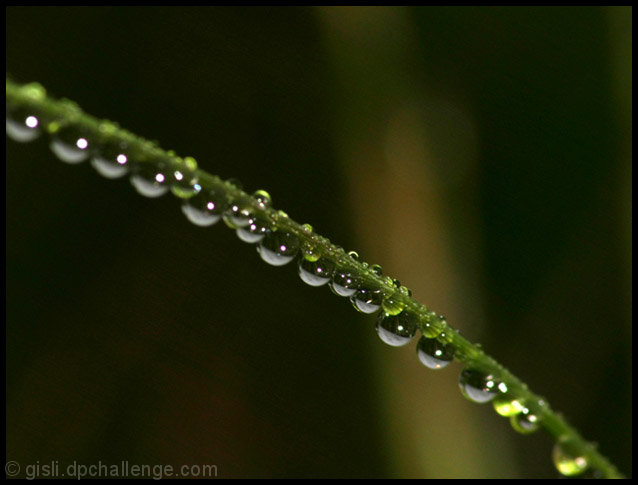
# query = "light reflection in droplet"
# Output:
<box><xmin>25</xmin><ymin>116</ymin><xmax>39</xmax><ymax>128</ymax></box>
<box><xmin>116</xmin><ymin>154</ymin><xmax>127</xmax><ymax>165</ymax></box>
<box><xmin>155</xmin><ymin>173</ymin><xmax>165</xmax><ymax>183</ymax></box>
<box><xmin>76</xmin><ymin>138</ymin><xmax>89</xmax><ymax>150</ymax></box>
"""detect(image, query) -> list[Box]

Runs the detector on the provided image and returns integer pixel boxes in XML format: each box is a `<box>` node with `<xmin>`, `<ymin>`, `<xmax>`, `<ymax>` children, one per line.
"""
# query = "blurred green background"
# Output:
<box><xmin>6</xmin><ymin>6</ymin><xmax>631</xmax><ymax>478</ymax></box>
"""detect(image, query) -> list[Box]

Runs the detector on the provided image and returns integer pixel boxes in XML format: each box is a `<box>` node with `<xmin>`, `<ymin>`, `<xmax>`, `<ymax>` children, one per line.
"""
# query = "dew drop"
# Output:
<box><xmin>422</xmin><ymin>311</ymin><xmax>446</xmax><ymax>339</ymax></box>
<box><xmin>236</xmin><ymin>213</ymin><xmax>271</xmax><ymax>243</ymax></box>
<box><xmin>459</xmin><ymin>368</ymin><xmax>501</xmax><ymax>403</ymax></box>
<box><xmin>49</xmin><ymin>122</ymin><xmax>92</xmax><ymax>164</ymax></box>
<box><xmin>91</xmin><ymin>138</ymin><xmax>134</xmax><ymax>179</ymax></box>
<box><xmin>329</xmin><ymin>269</ymin><xmax>360</xmax><ymax>297</ymax></box>
<box><xmin>257</xmin><ymin>231</ymin><xmax>300</xmax><ymax>266</ymax></box>
<box><xmin>552</xmin><ymin>439</ymin><xmax>588</xmax><ymax>476</ymax></box>
<box><xmin>416</xmin><ymin>336</ymin><xmax>455</xmax><ymax>369</ymax></box>
<box><xmin>347</xmin><ymin>251</ymin><xmax>359</xmax><ymax>261</ymax></box>
<box><xmin>301</xmin><ymin>243</ymin><xmax>321</xmax><ymax>262</ymax></box>
<box><xmin>371</xmin><ymin>264</ymin><xmax>383</xmax><ymax>277</ymax></box>
<box><xmin>376</xmin><ymin>310</ymin><xmax>418</xmax><ymax>347</ymax></box>
<box><xmin>170</xmin><ymin>156</ymin><xmax>200</xmax><ymax>199</ymax></box>
<box><xmin>130</xmin><ymin>157</ymin><xmax>171</xmax><ymax>198</ymax></box>
<box><xmin>301</xmin><ymin>223</ymin><xmax>314</xmax><ymax>233</ymax></box>
<box><xmin>182</xmin><ymin>187</ymin><xmax>228</xmax><ymax>226</ymax></box>
<box><xmin>298</xmin><ymin>256</ymin><xmax>336</xmax><ymax>287</ymax></box>
<box><xmin>6</xmin><ymin>104</ymin><xmax>46</xmax><ymax>142</ymax></box>
<box><xmin>381</xmin><ymin>293</ymin><xmax>404</xmax><ymax>316</ymax></box>
<box><xmin>253</xmin><ymin>189</ymin><xmax>272</xmax><ymax>208</ymax></box>
<box><xmin>492</xmin><ymin>397</ymin><xmax>525</xmax><ymax>417</ymax></box>
<box><xmin>350</xmin><ymin>286</ymin><xmax>385</xmax><ymax>314</ymax></box>
<box><xmin>510</xmin><ymin>407</ymin><xmax>540</xmax><ymax>434</ymax></box>
<box><xmin>222</xmin><ymin>201</ymin><xmax>254</xmax><ymax>229</ymax></box>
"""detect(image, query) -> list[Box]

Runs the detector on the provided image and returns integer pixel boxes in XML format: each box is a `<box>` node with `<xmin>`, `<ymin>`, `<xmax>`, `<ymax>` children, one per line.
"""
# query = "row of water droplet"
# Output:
<box><xmin>6</xmin><ymin>95</ymin><xmax>590</xmax><ymax>477</ymax></box>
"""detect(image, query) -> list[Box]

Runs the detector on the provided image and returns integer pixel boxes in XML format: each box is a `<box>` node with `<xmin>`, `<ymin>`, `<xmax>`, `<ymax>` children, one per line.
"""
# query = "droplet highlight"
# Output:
<box><xmin>236</xmin><ymin>213</ymin><xmax>271</xmax><ymax>243</ymax></box>
<box><xmin>459</xmin><ymin>368</ymin><xmax>501</xmax><ymax>403</ymax></box>
<box><xmin>130</xmin><ymin>157</ymin><xmax>171</xmax><ymax>198</ymax></box>
<box><xmin>222</xmin><ymin>201</ymin><xmax>254</xmax><ymax>229</ymax></box>
<box><xmin>381</xmin><ymin>292</ymin><xmax>405</xmax><ymax>316</ymax></box>
<box><xmin>50</xmin><ymin>122</ymin><xmax>92</xmax><ymax>164</ymax></box>
<box><xmin>329</xmin><ymin>269</ymin><xmax>360</xmax><ymax>297</ymax></box>
<box><xmin>416</xmin><ymin>336</ymin><xmax>454</xmax><ymax>369</ymax></box>
<box><xmin>376</xmin><ymin>310</ymin><xmax>418</xmax><ymax>347</ymax></box>
<box><xmin>510</xmin><ymin>407</ymin><xmax>540</xmax><ymax>434</ymax></box>
<box><xmin>6</xmin><ymin>104</ymin><xmax>46</xmax><ymax>142</ymax></box>
<box><xmin>91</xmin><ymin>138</ymin><xmax>133</xmax><ymax>179</ymax></box>
<box><xmin>182</xmin><ymin>186</ymin><xmax>228</xmax><ymax>227</ymax></box>
<box><xmin>298</xmin><ymin>256</ymin><xmax>336</xmax><ymax>287</ymax></box>
<box><xmin>350</xmin><ymin>286</ymin><xmax>384</xmax><ymax>314</ymax></box>
<box><xmin>257</xmin><ymin>231</ymin><xmax>300</xmax><ymax>266</ymax></box>
<box><xmin>422</xmin><ymin>311</ymin><xmax>446</xmax><ymax>339</ymax></box>
<box><xmin>170</xmin><ymin>156</ymin><xmax>200</xmax><ymax>199</ymax></box>
<box><xmin>253</xmin><ymin>189</ymin><xmax>272</xmax><ymax>208</ymax></box>
<box><xmin>552</xmin><ymin>439</ymin><xmax>588</xmax><ymax>476</ymax></box>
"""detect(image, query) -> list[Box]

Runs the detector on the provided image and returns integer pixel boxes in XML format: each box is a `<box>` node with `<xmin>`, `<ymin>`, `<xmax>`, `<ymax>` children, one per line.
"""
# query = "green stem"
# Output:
<box><xmin>5</xmin><ymin>78</ymin><xmax>626</xmax><ymax>479</ymax></box>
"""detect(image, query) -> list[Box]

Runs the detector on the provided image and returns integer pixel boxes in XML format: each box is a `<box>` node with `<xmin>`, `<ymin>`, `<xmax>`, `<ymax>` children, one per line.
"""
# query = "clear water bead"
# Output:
<box><xmin>91</xmin><ymin>138</ymin><xmax>133</xmax><ymax>179</ymax></box>
<box><xmin>236</xmin><ymin>213</ymin><xmax>271</xmax><ymax>243</ymax></box>
<box><xmin>298</xmin><ymin>256</ymin><xmax>336</xmax><ymax>287</ymax></box>
<box><xmin>257</xmin><ymin>231</ymin><xmax>300</xmax><ymax>266</ymax></box>
<box><xmin>6</xmin><ymin>104</ymin><xmax>46</xmax><ymax>142</ymax></box>
<box><xmin>170</xmin><ymin>156</ymin><xmax>200</xmax><ymax>199</ymax></box>
<box><xmin>381</xmin><ymin>293</ymin><xmax>404</xmax><ymax>316</ymax></box>
<box><xmin>350</xmin><ymin>286</ymin><xmax>384</xmax><ymax>314</ymax></box>
<box><xmin>130</xmin><ymin>157</ymin><xmax>171</xmax><ymax>198</ymax></box>
<box><xmin>416</xmin><ymin>336</ymin><xmax>455</xmax><ymax>369</ymax></box>
<box><xmin>510</xmin><ymin>407</ymin><xmax>540</xmax><ymax>434</ymax></box>
<box><xmin>49</xmin><ymin>122</ymin><xmax>92</xmax><ymax>164</ymax></box>
<box><xmin>492</xmin><ymin>397</ymin><xmax>525</xmax><ymax>417</ymax></box>
<box><xmin>222</xmin><ymin>202</ymin><xmax>254</xmax><ymax>229</ymax></box>
<box><xmin>253</xmin><ymin>189</ymin><xmax>272</xmax><ymax>208</ymax></box>
<box><xmin>459</xmin><ymin>368</ymin><xmax>501</xmax><ymax>403</ymax></box>
<box><xmin>552</xmin><ymin>439</ymin><xmax>588</xmax><ymax>476</ymax></box>
<box><xmin>329</xmin><ymin>269</ymin><xmax>360</xmax><ymax>297</ymax></box>
<box><xmin>182</xmin><ymin>187</ymin><xmax>228</xmax><ymax>226</ymax></box>
<box><xmin>376</xmin><ymin>310</ymin><xmax>418</xmax><ymax>347</ymax></box>
<box><xmin>423</xmin><ymin>311</ymin><xmax>446</xmax><ymax>339</ymax></box>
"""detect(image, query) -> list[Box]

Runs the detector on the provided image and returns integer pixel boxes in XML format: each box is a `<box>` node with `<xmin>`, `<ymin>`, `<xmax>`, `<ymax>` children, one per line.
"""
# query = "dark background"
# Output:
<box><xmin>6</xmin><ymin>7</ymin><xmax>631</xmax><ymax>478</ymax></box>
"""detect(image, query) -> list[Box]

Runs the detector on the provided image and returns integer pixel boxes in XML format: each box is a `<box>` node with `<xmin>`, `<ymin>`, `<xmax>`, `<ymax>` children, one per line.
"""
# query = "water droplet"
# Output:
<box><xmin>236</xmin><ymin>213</ymin><xmax>271</xmax><ymax>243</ymax></box>
<box><xmin>170</xmin><ymin>156</ymin><xmax>200</xmax><ymax>199</ymax></box>
<box><xmin>298</xmin><ymin>256</ymin><xmax>336</xmax><ymax>287</ymax></box>
<box><xmin>182</xmin><ymin>186</ymin><xmax>228</xmax><ymax>226</ymax></box>
<box><xmin>222</xmin><ymin>201</ymin><xmax>254</xmax><ymax>229</ymax></box>
<box><xmin>392</xmin><ymin>278</ymin><xmax>401</xmax><ymax>288</ymax></box>
<box><xmin>416</xmin><ymin>336</ymin><xmax>455</xmax><ymax>369</ymax></box>
<box><xmin>49</xmin><ymin>122</ymin><xmax>92</xmax><ymax>164</ymax></box>
<box><xmin>370</xmin><ymin>264</ymin><xmax>383</xmax><ymax>277</ymax></box>
<box><xmin>492</xmin><ymin>397</ymin><xmax>525</xmax><ymax>417</ymax></box>
<box><xmin>347</xmin><ymin>251</ymin><xmax>359</xmax><ymax>261</ymax></box>
<box><xmin>510</xmin><ymin>407</ymin><xmax>540</xmax><ymax>434</ymax></box>
<box><xmin>329</xmin><ymin>269</ymin><xmax>360</xmax><ymax>297</ymax></box>
<box><xmin>350</xmin><ymin>286</ymin><xmax>385</xmax><ymax>314</ymax></box>
<box><xmin>253</xmin><ymin>189</ymin><xmax>272</xmax><ymax>208</ymax></box>
<box><xmin>399</xmin><ymin>285</ymin><xmax>412</xmax><ymax>297</ymax></box>
<box><xmin>381</xmin><ymin>293</ymin><xmax>404</xmax><ymax>316</ymax></box>
<box><xmin>130</xmin><ymin>157</ymin><xmax>171</xmax><ymax>198</ymax></box>
<box><xmin>552</xmin><ymin>439</ymin><xmax>588</xmax><ymax>476</ymax></box>
<box><xmin>257</xmin><ymin>231</ymin><xmax>300</xmax><ymax>266</ymax></box>
<box><xmin>376</xmin><ymin>310</ymin><xmax>418</xmax><ymax>347</ymax></box>
<box><xmin>91</xmin><ymin>138</ymin><xmax>134</xmax><ymax>179</ymax></box>
<box><xmin>301</xmin><ymin>223</ymin><xmax>314</xmax><ymax>233</ymax></box>
<box><xmin>6</xmin><ymin>104</ymin><xmax>47</xmax><ymax>142</ymax></box>
<box><xmin>459</xmin><ymin>368</ymin><xmax>501</xmax><ymax>403</ymax></box>
<box><xmin>422</xmin><ymin>311</ymin><xmax>446</xmax><ymax>339</ymax></box>
<box><xmin>301</xmin><ymin>243</ymin><xmax>321</xmax><ymax>262</ymax></box>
